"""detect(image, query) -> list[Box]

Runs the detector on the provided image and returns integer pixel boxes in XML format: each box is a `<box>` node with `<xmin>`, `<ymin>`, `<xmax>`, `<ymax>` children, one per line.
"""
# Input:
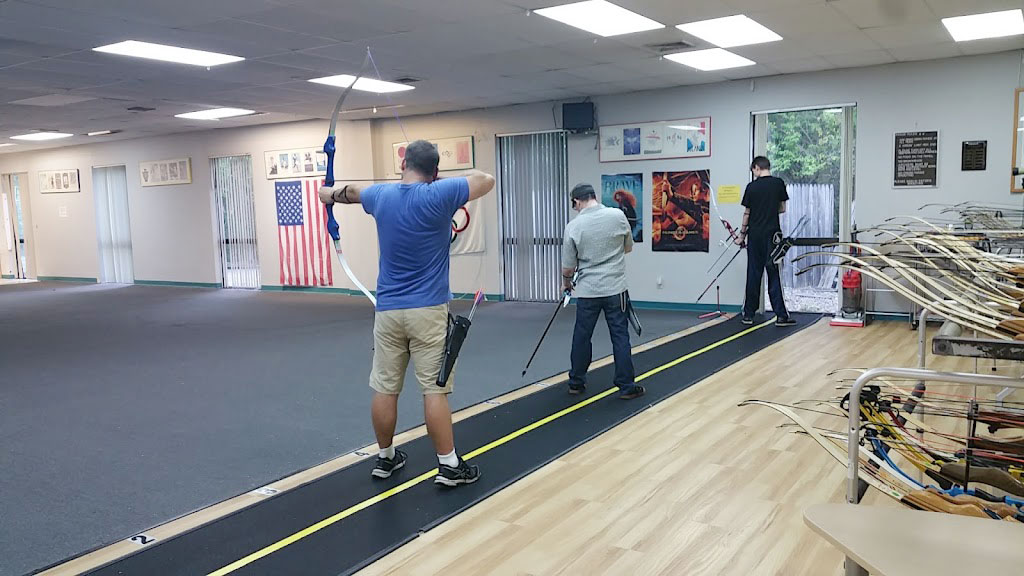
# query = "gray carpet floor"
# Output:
<box><xmin>0</xmin><ymin>282</ymin><xmax>703</xmax><ymax>576</ymax></box>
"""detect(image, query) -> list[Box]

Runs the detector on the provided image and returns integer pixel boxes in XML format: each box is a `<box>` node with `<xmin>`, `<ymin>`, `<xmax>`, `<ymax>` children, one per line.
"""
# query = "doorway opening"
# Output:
<box><xmin>751</xmin><ymin>105</ymin><xmax>857</xmax><ymax>314</ymax></box>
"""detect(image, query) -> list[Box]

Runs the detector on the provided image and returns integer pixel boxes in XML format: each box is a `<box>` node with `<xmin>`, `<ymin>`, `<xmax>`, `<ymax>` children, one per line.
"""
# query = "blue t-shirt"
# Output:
<box><xmin>361</xmin><ymin>178</ymin><xmax>470</xmax><ymax>311</ymax></box>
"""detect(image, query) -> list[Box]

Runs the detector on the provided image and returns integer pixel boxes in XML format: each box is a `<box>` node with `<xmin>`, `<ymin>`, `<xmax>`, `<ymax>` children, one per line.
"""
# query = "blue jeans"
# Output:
<box><xmin>569</xmin><ymin>294</ymin><xmax>636</xmax><ymax>390</ymax></box>
<box><xmin>743</xmin><ymin>231</ymin><xmax>789</xmax><ymax>319</ymax></box>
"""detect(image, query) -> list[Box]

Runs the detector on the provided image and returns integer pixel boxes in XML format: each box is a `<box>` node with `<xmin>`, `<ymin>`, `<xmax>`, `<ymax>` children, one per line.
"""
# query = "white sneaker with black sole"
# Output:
<box><xmin>435</xmin><ymin>459</ymin><xmax>481</xmax><ymax>487</ymax></box>
<box><xmin>371</xmin><ymin>449</ymin><xmax>407</xmax><ymax>479</ymax></box>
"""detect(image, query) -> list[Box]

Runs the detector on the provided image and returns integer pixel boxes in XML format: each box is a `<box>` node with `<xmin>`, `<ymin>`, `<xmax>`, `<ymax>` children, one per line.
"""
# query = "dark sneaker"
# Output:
<box><xmin>775</xmin><ymin>317</ymin><xmax>797</xmax><ymax>327</ymax></box>
<box><xmin>371</xmin><ymin>449</ymin><xmax>407</xmax><ymax>479</ymax></box>
<box><xmin>568</xmin><ymin>383</ymin><xmax>586</xmax><ymax>395</ymax></box>
<box><xmin>435</xmin><ymin>459</ymin><xmax>481</xmax><ymax>487</ymax></box>
<box><xmin>618</xmin><ymin>384</ymin><xmax>646</xmax><ymax>400</ymax></box>
<box><xmin>741</xmin><ymin>316</ymin><xmax>754</xmax><ymax>325</ymax></box>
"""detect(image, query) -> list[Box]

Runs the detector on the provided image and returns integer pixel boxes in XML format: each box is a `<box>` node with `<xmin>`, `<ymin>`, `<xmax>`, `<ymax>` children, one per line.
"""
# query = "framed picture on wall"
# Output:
<box><xmin>600</xmin><ymin>118</ymin><xmax>711</xmax><ymax>162</ymax></box>
<box><xmin>141</xmin><ymin>158</ymin><xmax>192</xmax><ymax>187</ymax></box>
<box><xmin>39</xmin><ymin>169</ymin><xmax>80</xmax><ymax>193</ymax></box>
<box><xmin>264</xmin><ymin>147</ymin><xmax>327</xmax><ymax>180</ymax></box>
<box><xmin>392</xmin><ymin>136</ymin><xmax>474</xmax><ymax>174</ymax></box>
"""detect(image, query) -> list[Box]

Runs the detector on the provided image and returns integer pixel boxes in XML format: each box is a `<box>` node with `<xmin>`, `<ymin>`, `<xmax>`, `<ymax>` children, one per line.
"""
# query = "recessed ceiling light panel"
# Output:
<box><xmin>94</xmin><ymin>40</ymin><xmax>244</xmax><ymax>66</ymax></box>
<box><xmin>10</xmin><ymin>132</ymin><xmax>74</xmax><ymax>141</ymax></box>
<box><xmin>942</xmin><ymin>9</ymin><xmax>1024</xmax><ymax>42</ymax></box>
<box><xmin>174</xmin><ymin>108</ymin><xmax>255</xmax><ymax>120</ymax></box>
<box><xmin>665</xmin><ymin>49</ymin><xmax>755</xmax><ymax>71</ymax></box>
<box><xmin>676</xmin><ymin>15</ymin><xmax>782</xmax><ymax>48</ymax></box>
<box><xmin>308</xmin><ymin>75</ymin><xmax>415</xmax><ymax>93</ymax></box>
<box><xmin>534</xmin><ymin>0</ymin><xmax>665</xmax><ymax>37</ymax></box>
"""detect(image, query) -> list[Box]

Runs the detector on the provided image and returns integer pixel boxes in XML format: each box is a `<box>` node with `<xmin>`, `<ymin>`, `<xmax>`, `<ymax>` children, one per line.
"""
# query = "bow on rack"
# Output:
<box><xmin>323</xmin><ymin>48</ymin><xmax>376</xmax><ymax>306</ymax></box>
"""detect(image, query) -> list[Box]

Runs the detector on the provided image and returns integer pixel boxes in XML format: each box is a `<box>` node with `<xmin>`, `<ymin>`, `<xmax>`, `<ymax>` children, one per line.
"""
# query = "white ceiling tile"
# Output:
<box><xmin>617</xmin><ymin>0</ymin><xmax>736</xmax><ymax>24</ymax></box>
<box><xmin>719</xmin><ymin>63</ymin><xmax>782</xmax><ymax>80</ymax></box>
<box><xmin>887</xmin><ymin>42</ymin><xmax>964</xmax><ymax>62</ymax></box>
<box><xmin>799</xmin><ymin>31</ymin><xmax>882</xmax><ymax>55</ymax></box>
<box><xmin>770</xmin><ymin>56</ymin><xmax>833</xmax><ymax>73</ymax></box>
<box><xmin>487</xmin><ymin>10</ymin><xmax>596</xmax><ymax>45</ymax></box>
<box><xmin>822</xmin><ymin>49</ymin><xmax>897</xmax><ymax>68</ymax></box>
<box><xmin>957</xmin><ymin>35</ymin><xmax>1024</xmax><ymax>55</ymax></box>
<box><xmin>731</xmin><ymin>40</ymin><xmax>812</xmax><ymax>63</ymax></box>
<box><xmin>923</xmin><ymin>0</ymin><xmax>1024</xmax><ymax>18</ymax></box>
<box><xmin>563</xmin><ymin>64</ymin><xmax>650</xmax><ymax>83</ymax></box>
<box><xmin>503</xmin><ymin>70</ymin><xmax>598</xmax><ymax>90</ymax></box>
<box><xmin>552</xmin><ymin>37</ymin><xmax>660</xmax><ymax>64</ymax></box>
<box><xmin>864</xmin><ymin>22</ymin><xmax>954</xmax><ymax>48</ymax></box>
<box><xmin>745</xmin><ymin>4</ymin><xmax>860</xmax><ymax>38</ymax></box>
<box><xmin>23</xmin><ymin>0</ymin><xmax>285</xmax><ymax>28</ymax></box>
<box><xmin>829</xmin><ymin>0</ymin><xmax>937</xmax><ymax>29</ymax></box>
<box><xmin>234</xmin><ymin>5</ymin><xmax>402</xmax><ymax>41</ymax></box>
<box><xmin>725</xmin><ymin>0</ymin><xmax>827</xmax><ymax>11</ymax></box>
<box><xmin>254</xmin><ymin>51</ymin><xmax>363</xmax><ymax>73</ymax></box>
<box><xmin>575</xmin><ymin>82</ymin><xmax>633</xmax><ymax>96</ymax></box>
<box><xmin>184</xmin><ymin>19</ymin><xmax>339</xmax><ymax>51</ymax></box>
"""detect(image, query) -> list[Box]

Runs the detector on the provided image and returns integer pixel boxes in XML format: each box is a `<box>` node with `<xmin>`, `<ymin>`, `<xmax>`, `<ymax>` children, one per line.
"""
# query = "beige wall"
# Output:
<box><xmin>2</xmin><ymin>51</ymin><xmax>1020</xmax><ymax>307</ymax></box>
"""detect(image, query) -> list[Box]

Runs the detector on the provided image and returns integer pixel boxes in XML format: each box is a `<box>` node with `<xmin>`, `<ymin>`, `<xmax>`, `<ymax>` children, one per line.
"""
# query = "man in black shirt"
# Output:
<box><xmin>736</xmin><ymin>156</ymin><xmax>795</xmax><ymax>326</ymax></box>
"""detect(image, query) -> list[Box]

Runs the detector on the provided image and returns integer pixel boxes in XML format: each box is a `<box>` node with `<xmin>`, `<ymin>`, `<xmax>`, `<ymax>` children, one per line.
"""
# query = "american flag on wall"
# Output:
<box><xmin>275</xmin><ymin>179</ymin><xmax>334</xmax><ymax>286</ymax></box>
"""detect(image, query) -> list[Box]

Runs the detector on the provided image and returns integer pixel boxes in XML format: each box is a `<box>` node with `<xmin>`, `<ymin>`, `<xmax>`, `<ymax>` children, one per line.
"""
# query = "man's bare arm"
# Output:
<box><xmin>779</xmin><ymin>200</ymin><xmax>787</xmax><ymax>214</ymax></box>
<box><xmin>458</xmin><ymin>169</ymin><xmax>496</xmax><ymax>202</ymax></box>
<box><xmin>318</xmin><ymin>182</ymin><xmax>371</xmax><ymax>205</ymax></box>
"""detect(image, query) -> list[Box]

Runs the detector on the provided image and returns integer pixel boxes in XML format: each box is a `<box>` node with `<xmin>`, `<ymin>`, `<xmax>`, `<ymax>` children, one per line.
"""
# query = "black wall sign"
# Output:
<box><xmin>894</xmin><ymin>131</ymin><xmax>938</xmax><ymax>187</ymax></box>
<box><xmin>961</xmin><ymin>140</ymin><xmax>987</xmax><ymax>171</ymax></box>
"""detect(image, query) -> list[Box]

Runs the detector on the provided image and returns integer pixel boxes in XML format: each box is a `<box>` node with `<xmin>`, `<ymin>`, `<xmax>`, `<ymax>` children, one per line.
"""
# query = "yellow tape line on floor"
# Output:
<box><xmin>208</xmin><ymin>318</ymin><xmax>775</xmax><ymax>575</ymax></box>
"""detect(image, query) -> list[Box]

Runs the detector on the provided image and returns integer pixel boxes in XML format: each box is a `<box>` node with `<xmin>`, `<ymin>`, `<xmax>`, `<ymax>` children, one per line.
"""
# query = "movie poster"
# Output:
<box><xmin>601</xmin><ymin>173</ymin><xmax>643</xmax><ymax>243</ymax></box>
<box><xmin>651</xmin><ymin>170</ymin><xmax>710</xmax><ymax>252</ymax></box>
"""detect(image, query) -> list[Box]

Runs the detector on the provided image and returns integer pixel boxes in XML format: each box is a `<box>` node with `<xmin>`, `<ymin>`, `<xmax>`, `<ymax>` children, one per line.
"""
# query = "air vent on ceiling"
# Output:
<box><xmin>127</xmin><ymin>106</ymin><xmax>156</xmax><ymax>112</ymax></box>
<box><xmin>645</xmin><ymin>41</ymin><xmax>695</xmax><ymax>53</ymax></box>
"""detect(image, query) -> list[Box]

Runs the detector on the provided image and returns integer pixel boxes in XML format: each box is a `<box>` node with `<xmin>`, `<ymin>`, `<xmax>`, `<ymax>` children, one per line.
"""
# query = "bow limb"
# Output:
<box><xmin>739</xmin><ymin>400</ymin><xmax>909</xmax><ymax>500</ymax></box>
<box><xmin>324</xmin><ymin>49</ymin><xmax>376</xmax><ymax>306</ymax></box>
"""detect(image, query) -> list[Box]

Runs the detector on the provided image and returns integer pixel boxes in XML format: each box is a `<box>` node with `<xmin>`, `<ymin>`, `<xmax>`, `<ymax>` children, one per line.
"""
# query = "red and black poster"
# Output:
<box><xmin>652</xmin><ymin>170</ymin><xmax>710</xmax><ymax>252</ymax></box>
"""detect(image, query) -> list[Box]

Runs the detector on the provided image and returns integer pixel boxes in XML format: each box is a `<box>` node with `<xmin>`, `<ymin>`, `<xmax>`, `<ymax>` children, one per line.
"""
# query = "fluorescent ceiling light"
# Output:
<box><xmin>10</xmin><ymin>132</ymin><xmax>73</xmax><ymax>141</ymax></box>
<box><xmin>0</xmin><ymin>143</ymin><xmax>16</xmax><ymax>148</ymax></box>
<box><xmin>534</xmin><ymin>0</ymin><xmax>664</xmax><ymax>37</ymax></box>
<box><xmin>174</xmin><ymin>107</ymin><xmax>255</xmax><ymax>120</ymax></box>
<box><xmin>676</xmin><ymin>15</ymin><xmax>782</xmax><ymax>48</ymax></box>
<box><xmin>308</xmin><ymin>75</ymin><xmax>414</xmax><ymax>93</ymax></box>
<box><xmin>942</xmin><ymin>9</ymin><xmax>1024</xmax><ymax>42</ymax></box>
<box><xmin>93</xmin><ymin>40</ymin><xmax>244</xmax><ymax>66</ymax></box>
<box><xmin>665</xmin><ymin>49</ymin><xmax>755</xmax><ymax>71</ymax></box>
<box><xmin>87</xmin><ymin>130</ymin><xmax>118</xmax><ymax>136</ymax></box>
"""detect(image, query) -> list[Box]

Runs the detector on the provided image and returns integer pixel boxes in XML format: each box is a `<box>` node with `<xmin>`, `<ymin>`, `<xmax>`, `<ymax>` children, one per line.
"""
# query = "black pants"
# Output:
<box><xmin>569</xmin><ymin>294</ymin><xmax>636</xmax><ymax>390</ymax></box>
<box><xmin>743</xmin><ymin>232</ymin><xmax>789</xmax><ymax>319</ymax></box>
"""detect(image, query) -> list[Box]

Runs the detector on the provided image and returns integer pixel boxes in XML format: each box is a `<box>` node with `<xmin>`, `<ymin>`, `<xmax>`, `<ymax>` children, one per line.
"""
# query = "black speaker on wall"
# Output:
<box><xmin>562</xmin><ymin>102</ymin><xmax>595</xmax><ymax>133</ymax></box>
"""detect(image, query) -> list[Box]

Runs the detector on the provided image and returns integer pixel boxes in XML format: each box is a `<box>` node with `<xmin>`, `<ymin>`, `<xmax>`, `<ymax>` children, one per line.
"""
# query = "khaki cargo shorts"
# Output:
<box><xmin>370</xmin><ymin>303</ymin><xmax>454</xmax><ymax>395</ymax></box>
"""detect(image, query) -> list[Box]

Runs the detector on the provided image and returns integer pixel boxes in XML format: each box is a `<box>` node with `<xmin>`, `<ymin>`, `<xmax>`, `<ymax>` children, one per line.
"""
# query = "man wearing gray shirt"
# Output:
<box><xmin>561</xmin><ymin>183</ymin><xmax>645</xmax><ymax>400</ymax></box>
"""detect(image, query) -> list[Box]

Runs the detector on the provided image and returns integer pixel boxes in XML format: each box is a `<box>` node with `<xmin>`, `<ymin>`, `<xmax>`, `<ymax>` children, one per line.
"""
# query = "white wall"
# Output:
<box><xmin>0</xmin><ymin>120</ymin><xmax>376</xmax><ymax>289</ymax></box>
<box><xmin>3</xmin><ymin>51</ymin><xmax>1020</xmax><ymax>306</ymax></box>
<box><xmin>372</xmin><ymin>51</ymin><xmax>1022</xmax><ymax>308</ymax></box>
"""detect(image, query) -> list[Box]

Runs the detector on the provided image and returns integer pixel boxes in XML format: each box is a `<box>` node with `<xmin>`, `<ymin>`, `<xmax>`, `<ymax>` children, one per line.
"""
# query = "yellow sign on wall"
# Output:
<box><xmin>717</xmin><ymin>185</ymin><xmax>742</xmax><ymax>204</ymax></box>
